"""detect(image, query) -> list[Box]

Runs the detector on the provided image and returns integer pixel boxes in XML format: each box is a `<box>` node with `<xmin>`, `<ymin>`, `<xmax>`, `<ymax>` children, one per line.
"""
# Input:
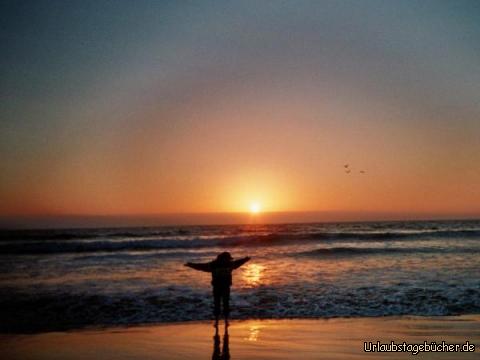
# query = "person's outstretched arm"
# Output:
<box><xmin>184</xmin><ymin>261</ymin><xmax>212</xmax><ymax>272</ymax></box>
<box><xmin>232</xmin><ymin>256</ymin><xmax>251</xmax><ymax>269</ymax></box>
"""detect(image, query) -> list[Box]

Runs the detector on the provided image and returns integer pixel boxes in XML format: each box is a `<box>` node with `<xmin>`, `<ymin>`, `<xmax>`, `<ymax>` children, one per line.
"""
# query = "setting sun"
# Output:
<box><xmin>249</xmin><ymin>202</ymin><xmax>261</xmax><ymax>214</ymax></box>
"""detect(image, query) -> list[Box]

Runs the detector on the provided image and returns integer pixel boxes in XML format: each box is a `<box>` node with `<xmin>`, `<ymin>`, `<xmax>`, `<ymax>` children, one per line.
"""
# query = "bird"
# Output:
<box><xmin>345</xmin><ymin>169</ymin><xmax>351</xmax><ymax>174</ymax></box>
<box><xmin>344</xmin><ymin>164</ymin><xmax>349</xmax><ymax>168</ymax></box>
<box><xmin>360</xmin><ymin>170</ymin><xmax>366</xmax><ymax>174</ymax></box>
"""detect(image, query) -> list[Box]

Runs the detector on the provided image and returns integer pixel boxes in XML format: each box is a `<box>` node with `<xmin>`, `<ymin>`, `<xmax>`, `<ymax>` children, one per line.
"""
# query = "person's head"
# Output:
<box><xmin>216</xmin><ymin>251</ymin><xmax>233</xmax><ymax>264</ymax></box>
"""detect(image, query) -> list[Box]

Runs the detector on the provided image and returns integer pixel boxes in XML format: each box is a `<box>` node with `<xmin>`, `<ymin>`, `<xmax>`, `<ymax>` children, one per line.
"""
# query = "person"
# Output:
<box><xmin>184</xmin><ymin>252</ymin><xmax>250</xmax><ymax>323</ymax></box>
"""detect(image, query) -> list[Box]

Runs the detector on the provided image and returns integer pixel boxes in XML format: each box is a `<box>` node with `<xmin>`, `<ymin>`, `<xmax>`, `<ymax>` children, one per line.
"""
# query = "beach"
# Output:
<box><xmin>1</xmin><ymin>316</ymin><xmax>479</xmax><ymax>360</ymax></box>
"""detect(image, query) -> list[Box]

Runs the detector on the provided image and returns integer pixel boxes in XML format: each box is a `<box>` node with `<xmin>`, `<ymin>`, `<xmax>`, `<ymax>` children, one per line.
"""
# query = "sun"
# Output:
<box><xmin>249</xmin><ymin>202</ymin><xmax>261</xmax><ymax>214</ymax></box>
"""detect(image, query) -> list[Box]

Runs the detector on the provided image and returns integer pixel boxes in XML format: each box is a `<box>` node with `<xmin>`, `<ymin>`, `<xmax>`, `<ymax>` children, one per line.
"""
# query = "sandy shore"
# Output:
<box><xmin>1</xmin><ymin>316</ymin><xmax>479</xmax><ymax>359</ymax></box>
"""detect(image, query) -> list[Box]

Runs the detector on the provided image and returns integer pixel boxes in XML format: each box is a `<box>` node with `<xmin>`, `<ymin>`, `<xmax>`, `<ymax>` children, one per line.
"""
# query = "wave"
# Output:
<box><xmin>2</xmin><ymin>284</ymin><xmax>479</xmax><ymax>333</ymax></box>
<box><xmin>2</xmin><ymin>229</ymin><xmax>480</xmax><ymax>255</ymax></box>
<box><xmin>0</xmin><ymin>229</ymin><xmax>189</xmax><ymax>242</ymax></box>
<box><xmin>2</xmin><ymin>225</ymin><xmax>480</xmax><ymax>243</ymax></box>
<box><xmin>306</xmin><ymin>229</ymin><xmax>480</xmax><ymax>241</ymax></box>
<box><xmin>0</xmin><ymin>235</ymin><xmax>275</xmax><ymax>254</ymax></box>
<box><xmin>297</xmin><ymin>246</ymin><xmax>480</xmax><ymax>257</ymax></box>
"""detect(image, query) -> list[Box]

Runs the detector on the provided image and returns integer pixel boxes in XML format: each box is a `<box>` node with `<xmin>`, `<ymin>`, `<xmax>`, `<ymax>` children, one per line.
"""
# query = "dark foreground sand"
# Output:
<box><xmin>1</xmin><ymin>316</ymin><xmax>479</xmax><ymax>359</ymax></box>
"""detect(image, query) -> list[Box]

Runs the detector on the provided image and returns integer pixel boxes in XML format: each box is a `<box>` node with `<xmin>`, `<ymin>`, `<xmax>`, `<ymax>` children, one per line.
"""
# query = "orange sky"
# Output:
<box><xmin>1</xmin><ymin>2</ymin><xmax>480</xmax><ymax>226</ymax></box>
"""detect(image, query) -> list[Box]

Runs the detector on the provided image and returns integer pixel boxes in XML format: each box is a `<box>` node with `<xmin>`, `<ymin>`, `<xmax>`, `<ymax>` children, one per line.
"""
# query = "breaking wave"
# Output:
<box><xmin>2</xmin><ymin>284</ymin><xmax>479</xmax><ymax>333</ymax></box>
<box><xmin>297</xmin><ymin>246</ymin><xmax>480</xmax><ymax>257</ymax></box>
<box><xmin>1</xmin><ymin>229</ymin><xmax>479</xmax><ymax>254</ymax></box>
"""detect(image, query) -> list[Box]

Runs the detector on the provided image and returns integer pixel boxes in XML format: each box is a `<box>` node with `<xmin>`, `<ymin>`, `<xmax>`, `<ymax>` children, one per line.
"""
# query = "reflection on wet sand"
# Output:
<box><xmin>245</xmin><ymin>325</ymin><xmax>261</xmax><ymax>342</ymax></box>
<box><xmin>1</xmin><ymin>317</ymin><xmax>479</xmax><ymax>359</ymax></box>
<box><xmin>212</xmin><ymin>321</ymin><xmax>230</xmax><ymax>360</ymax></box>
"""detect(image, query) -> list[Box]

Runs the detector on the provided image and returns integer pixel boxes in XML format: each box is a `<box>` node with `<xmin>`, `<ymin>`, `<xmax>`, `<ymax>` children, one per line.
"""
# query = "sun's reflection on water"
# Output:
<box><xmin>242</xmin><ymin>263</ymin><xmax>265</xmax><ymax>287</ymax></box>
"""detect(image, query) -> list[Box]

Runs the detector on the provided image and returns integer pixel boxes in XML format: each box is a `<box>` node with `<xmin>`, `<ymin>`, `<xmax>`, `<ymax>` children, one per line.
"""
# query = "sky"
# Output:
<box><xmin>1</xmin><ymin>0</ymin><xmax>480</xmax><ymax>226</ymax></box>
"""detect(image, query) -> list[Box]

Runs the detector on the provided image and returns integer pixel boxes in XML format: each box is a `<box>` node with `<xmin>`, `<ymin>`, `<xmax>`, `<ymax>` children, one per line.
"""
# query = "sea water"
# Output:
<box><xmin>1</xmin><ymin>220</ymin><xmax>479</xmax><ymax>332</ymax></box>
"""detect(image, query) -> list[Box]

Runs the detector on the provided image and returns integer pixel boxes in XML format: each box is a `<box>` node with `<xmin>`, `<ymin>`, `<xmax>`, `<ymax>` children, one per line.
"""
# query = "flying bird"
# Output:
<box><xmin>343</xmin><ymin>163</ymin><xmax>366</xmax><ymax>174</ymax></box>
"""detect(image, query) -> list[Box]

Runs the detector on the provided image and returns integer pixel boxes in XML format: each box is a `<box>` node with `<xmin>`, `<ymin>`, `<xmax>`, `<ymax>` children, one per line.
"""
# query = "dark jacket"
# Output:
<box><xmin>186</xmin><ymin>257</ymin><xmax>250</xmax><ymax>287</ymax></box>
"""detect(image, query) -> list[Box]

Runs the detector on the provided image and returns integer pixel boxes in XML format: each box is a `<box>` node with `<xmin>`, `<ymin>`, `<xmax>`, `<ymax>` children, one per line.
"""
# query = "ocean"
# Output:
<box><xmin>1</xmin><ymin>220</ymin><xmax>479</xmax><ymax>333</ymax></box>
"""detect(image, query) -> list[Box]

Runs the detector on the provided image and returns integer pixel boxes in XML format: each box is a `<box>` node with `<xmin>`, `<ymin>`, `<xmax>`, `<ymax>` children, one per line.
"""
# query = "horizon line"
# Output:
<box><xmin>1</xmin><ymin>210</ymin><xmax>479</xmax><ymax>230</ymax></box>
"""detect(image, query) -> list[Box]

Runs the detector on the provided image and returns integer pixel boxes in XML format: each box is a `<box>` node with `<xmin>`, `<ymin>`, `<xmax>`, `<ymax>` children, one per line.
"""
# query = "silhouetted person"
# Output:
<box><xmin>212</xmin><ymin>321</ymin><xmax>230</xmax><ymax>360</ymax></box>
<box><xmin>185</xmin><ymin>252</ymin><xmax>250</xmax><ymax>323</ymax></box>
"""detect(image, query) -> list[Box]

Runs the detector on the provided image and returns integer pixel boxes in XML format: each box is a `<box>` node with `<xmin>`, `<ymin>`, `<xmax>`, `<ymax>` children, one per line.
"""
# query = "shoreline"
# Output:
<box><xmin>3</xmin><ymin>313</ymin><xmax>480</xmax><ymax>335</ymax></box>
<box><xmin>1</xmin><ymin>315</ymin><xmax>479</xmax><ymax>359</ymax></box>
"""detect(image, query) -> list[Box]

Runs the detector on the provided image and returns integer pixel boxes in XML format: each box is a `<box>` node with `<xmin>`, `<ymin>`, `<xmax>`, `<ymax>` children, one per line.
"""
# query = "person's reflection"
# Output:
<box><xmin>212</xmin><ymin>322</ymin><xmax>230</xmax><ymax>360</ymax></box>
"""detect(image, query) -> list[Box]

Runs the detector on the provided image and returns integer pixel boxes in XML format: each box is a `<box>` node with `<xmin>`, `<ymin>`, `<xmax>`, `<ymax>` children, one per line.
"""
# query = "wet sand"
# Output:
<box><xmin>1</xmin><ymin>316</ymin><xmax>479</xmax><ymax>360</ymax></box>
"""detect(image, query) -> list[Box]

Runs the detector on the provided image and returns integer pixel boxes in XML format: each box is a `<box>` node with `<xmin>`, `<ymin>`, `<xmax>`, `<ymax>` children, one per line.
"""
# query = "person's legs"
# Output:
<box><xmin>222</xmin><ymin>287</ymin><xmax>230</xmax><ymax>320</ymax></box>
<box><xmin>213</xmin><ymin>287</ymin><xmax>221</xmax><ymax>320</ymax></box>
